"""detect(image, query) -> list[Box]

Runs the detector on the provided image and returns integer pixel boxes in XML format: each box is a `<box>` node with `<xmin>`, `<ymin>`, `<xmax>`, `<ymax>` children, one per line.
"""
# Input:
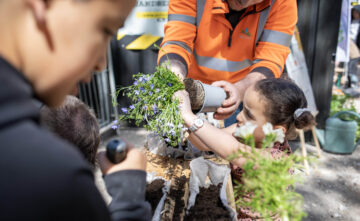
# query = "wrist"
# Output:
<box><xmin>183</xmin><ymin>112</ymin><xmax>197</xmax><ymax>127</ymax></box>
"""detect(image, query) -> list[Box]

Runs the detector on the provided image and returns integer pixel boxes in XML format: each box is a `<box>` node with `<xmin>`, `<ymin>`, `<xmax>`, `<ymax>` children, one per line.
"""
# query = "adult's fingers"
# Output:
<box><xmin>215</xmin><ymin>104</ymin><xmax>238</xmax><ymax>119</ymax></box>
<box><xmin>212</xmin><ymin>81</ymin><xmax>239</xmax><ymax>107</ymax></box>
<box><xmin>213</xmin><ymin>112</ymin><xmax>234</xmax><ymax>120</ymax></box>
<box><xmin>211</xmin><ymin>80</ymin><xmax>228</xmax><ymax>88</ymax></box>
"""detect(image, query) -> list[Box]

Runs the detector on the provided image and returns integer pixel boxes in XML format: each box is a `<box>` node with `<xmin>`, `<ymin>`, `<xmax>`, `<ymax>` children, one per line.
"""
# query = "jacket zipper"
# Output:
<box><xmin>226</xmin><ymin>7</ymin><xmax>261</xmax><ymax>47</ymax></box>
<box><xmin>228</xmin><ymin>30</ymin><xmax>233</xmax><ymax>47</ymax></box>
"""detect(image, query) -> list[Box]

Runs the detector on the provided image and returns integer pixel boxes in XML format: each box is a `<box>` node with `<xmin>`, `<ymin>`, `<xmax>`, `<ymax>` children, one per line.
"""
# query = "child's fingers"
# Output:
<box><xmin>172</xmin><ymin>90</ymin><xmax>189</xmax><ymax>102</ymax></box>
<box><xmin>97</xmin><ymin>151</ymin><xmax>113</xmax><ymax>175</ymax></box>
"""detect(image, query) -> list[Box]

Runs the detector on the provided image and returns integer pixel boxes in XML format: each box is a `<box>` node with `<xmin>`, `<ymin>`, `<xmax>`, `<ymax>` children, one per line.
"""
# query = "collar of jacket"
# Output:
<box><xmin>0</xmin><ymin>57</ymin><xmax>40</xmax><ymax>130</ymax></box>
<box><xmin>211</xmin><ymin>0</ymin><xmax>271</xmax><ymax>14</ymax></box>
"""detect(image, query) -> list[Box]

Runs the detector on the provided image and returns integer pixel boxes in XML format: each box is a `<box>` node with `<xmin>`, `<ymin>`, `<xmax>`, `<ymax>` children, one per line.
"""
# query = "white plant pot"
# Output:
<box><xmin>197</xmin><ymin>82</ymin><xmax>227</xmax><ymax>113</ymax></box>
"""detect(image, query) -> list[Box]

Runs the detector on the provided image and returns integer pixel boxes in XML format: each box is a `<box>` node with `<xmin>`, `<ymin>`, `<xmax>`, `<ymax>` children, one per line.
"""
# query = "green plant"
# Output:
<box><xmin>330</xmin><ymin>94</ymin><xmax>360</xmax><ymax>140</ymax></box>
<box><xmin>228</xmin><ymin>123</ymin><xmax>306</xmax><ymax>221</ymax></box>
<box><xmin>113</xmin><ymin>64</ymin><xmax>186</xmax><ymax>147</ymax></box>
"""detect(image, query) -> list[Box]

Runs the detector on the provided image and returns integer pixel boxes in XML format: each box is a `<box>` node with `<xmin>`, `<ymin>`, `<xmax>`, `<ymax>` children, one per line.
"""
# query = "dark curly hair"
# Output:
<box><xmin>41</xmin><ymin>96</ymin><xmax>100</xmax><ymax>167</ymax></box>
<box><xmin>254</xmin><ymin>78</ymin><xmax>316</xmax><ymax>139</ymax></box>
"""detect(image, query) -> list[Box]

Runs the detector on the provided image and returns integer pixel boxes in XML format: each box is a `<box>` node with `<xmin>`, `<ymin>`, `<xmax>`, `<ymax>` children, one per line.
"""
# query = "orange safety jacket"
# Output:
<box><xmin>158</xmin><ymin>0</ymin><xmax>297</xmax><ymax>84</ymax></box>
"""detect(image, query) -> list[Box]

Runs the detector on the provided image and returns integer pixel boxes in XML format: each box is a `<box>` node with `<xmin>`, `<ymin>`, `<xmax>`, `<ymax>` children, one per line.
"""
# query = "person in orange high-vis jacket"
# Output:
<box><xmin>158</xmin><ymin>0</ymin><xmax>297</xmax><ymax>126</ymax></box>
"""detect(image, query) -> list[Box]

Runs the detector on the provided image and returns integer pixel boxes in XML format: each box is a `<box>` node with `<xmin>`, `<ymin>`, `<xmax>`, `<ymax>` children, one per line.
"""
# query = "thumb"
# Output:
<box><xmin>97</xmin><ymin>151</ymin><xmax>113</xmax><ymax>175</ymax></box>
<box><xmin>211</xmin><ymin>81</ymin><xmax>227</xmax><ymax>88</ymax></box>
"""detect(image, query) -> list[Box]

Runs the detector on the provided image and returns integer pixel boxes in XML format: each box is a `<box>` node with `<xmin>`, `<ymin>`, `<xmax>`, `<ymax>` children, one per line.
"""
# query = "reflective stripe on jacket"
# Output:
<box><xmin>158</xmin><ymin>0</ymin><xmax>297</xmax><ymax>84</ymax></box>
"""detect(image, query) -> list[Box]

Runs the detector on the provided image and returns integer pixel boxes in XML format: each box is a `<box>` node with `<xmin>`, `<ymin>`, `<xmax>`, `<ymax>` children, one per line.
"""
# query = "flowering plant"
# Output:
<box><xmin>229</xmin><ymin>122</ymin><xmax>305</xmax><ymax>221</ymax></box>
<box><xmin>113</xmin><ymin>64</ymin><xmax>186</xmax><ymax>147</ymax></box>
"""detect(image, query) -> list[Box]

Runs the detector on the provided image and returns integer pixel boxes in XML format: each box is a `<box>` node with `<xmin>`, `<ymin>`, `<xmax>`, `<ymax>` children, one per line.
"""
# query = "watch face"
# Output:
<box><xmin>194</xmin><ymin>118</ymin><xmax>204</xmax><ymax>127</ymax></box>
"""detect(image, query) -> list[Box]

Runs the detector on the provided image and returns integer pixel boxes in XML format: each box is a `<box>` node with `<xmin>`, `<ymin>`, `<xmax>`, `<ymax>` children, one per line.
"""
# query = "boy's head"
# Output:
<box><xmin>41</xmin><ymin>95</ymin><xmax>100</xmax><ymax>166</ymax></box>
<box><xmin>0</xmin><ymin>0</ymin><xmax>135</xmax><ymax>107</ymax></box>
<box><xmin>236</xmin><ymin>78</ymin><xmax>315</xmax><ymax>144</ymax></box>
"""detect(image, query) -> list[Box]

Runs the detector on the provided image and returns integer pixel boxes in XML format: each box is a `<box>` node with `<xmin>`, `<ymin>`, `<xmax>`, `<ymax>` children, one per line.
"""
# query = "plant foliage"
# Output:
<box><xmin>228</xmin><ymin>123</ymin><xmax>306</xmax><ymax>221</ymax></box>
<box><xmin>114</xmin><ymin>64</ymin><xmax>186</xmax><ymax>147</ymax></box>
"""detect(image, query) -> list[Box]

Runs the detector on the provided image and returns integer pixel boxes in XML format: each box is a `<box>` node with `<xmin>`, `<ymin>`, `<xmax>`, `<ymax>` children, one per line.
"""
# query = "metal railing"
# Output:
<box><xmin>79</xmin><ymin>48</ymin><xmax>119</xmax><ymax>129</ymax></box>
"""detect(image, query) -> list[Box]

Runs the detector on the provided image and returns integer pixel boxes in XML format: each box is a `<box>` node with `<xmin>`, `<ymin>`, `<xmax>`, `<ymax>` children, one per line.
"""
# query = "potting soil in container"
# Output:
<box><xmin>169</xmin><ymin>176</ymin><xmax>187</xmax><ymax>221</ymax></box>
<box><xmin>184</xmin><ymin>184</ymin><xmax>231</xmax><ymax>221</ymax></box>
<box><xmin>146</xmin><ymin>179</ymin><xmax>165</xmax><ymax>216</ymax></box>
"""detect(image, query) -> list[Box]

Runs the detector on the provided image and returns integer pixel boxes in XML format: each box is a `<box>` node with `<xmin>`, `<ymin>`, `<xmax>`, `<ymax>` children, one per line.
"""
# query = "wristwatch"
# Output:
<box><xmin>189</xmin><ymin>118</ymin><xmax>204</xmax><ymax>133</ymax></box>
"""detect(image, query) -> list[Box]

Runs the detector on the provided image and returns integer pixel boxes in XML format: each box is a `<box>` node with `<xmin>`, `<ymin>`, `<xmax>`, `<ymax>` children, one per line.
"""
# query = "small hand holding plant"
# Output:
<box><xmin>229</xmin><ymin>122</ymin><xmax>305</xmax><ymax>221</ymax></box>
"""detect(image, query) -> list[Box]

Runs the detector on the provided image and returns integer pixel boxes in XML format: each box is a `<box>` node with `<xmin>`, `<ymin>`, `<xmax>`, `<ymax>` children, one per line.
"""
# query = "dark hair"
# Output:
<box><xmin>41</xmin><ymin>96</ymin><xmax>100</xmax><ymax>166</ymax></box>
<box><xmin>254</xmin><ymin>78</ymin><xmax>315</xmax><ymax>139</ymax></box>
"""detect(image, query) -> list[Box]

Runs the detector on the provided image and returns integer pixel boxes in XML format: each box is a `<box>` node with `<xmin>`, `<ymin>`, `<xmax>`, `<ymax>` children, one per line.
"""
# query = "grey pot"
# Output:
<box><xmin>197</xmin><ymin>82</ymin><xmax>227</xmax><ymax>113</ymax></box>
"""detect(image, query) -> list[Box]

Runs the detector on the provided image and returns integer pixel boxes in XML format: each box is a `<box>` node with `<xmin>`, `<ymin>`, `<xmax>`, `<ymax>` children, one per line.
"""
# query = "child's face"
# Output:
<box><xmin>27</xmin><ymin>0</ymin><xmax>135</xmax><ymax>107</ymax></box>
<box><xmin>236</xmin><ymin>84</ymin><xmax>268</xmax><ymax>145</ymax></box>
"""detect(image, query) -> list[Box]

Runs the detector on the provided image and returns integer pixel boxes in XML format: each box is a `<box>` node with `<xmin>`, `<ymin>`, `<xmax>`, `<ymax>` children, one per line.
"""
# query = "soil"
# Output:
<box><xmin>184</xmin><ymin>78</ymin><xmax>205</xmax><ymax>111</ymax></box>
<box><xmin>145</xmin><ymin>179</ymin><xmax>165</xmax><ymax>215</ymax></box>
<box><xmin>184</xmin><ymin>184</ymin><xmax>231</xmax><ymax>221</ymax></box>
<box><xmin>171</xmin><ymin>176</ymin><xmax>187</xmax><ymax>221</ymax></box>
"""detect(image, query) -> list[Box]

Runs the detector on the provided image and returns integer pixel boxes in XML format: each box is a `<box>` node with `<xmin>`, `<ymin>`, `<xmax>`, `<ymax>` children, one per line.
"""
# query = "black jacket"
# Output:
<box><xmin>0</xmin><ymin>57</ymin><xmax>151</xmax><ymax>221</ymax></box>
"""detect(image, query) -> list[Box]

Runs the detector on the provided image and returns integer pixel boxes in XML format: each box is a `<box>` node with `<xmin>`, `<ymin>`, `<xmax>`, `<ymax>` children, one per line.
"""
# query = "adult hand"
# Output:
<box><xmin>212</xmin><ymin>81</ymin><xmax>241</xmax><ymax>120</ymax></box>
<box><xmin>97</xmin><ymin>140</ymin><xmax>146</xmax><ymax>175</ymax></box>
<box><xmin>161</xmin><ymin>59</ymin><xmax>186</xmax><ymax>82</ymax></box>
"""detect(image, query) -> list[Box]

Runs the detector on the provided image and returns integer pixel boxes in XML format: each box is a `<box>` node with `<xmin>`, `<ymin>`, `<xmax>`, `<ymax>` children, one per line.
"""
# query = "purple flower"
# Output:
<box><xmin>140</xmin><ymin>87</ymin><xmax>145</xmax><ymax>92</ymax></box>
<box><xmin>134</xmin><ymin>90</ymin><xmax>139</xmax><ymax>95</ymax></box>
<box><xmin>164</xmin><ymin>138</ymin><xmax>171</xmax><ymax>143</ymax></box>
<box><xmin>149</xmin><ymin>91</ymin><xmax>152</xmax><ymax>96</ymax></box>
<box><xmin>138</xmin><ymin>77</ymin><xmax>144</xmax><ymax>82</ymax></box>
<box><xmin>133</xmin><ymin>81</ymin><xmax>138</xmax><ymax>86</ymax></box>
<box><xmin>111</xmin><ymin>125</ymin><xmax>119</xmax><ymax>130</ymax></box>
<box><xmin>156</xmin><ymin>96</ymin><xmax>161</xmax><ymax>101</ymax></box>
<box><xmin>144</xmin><ymin>105</ymin><xmax>147</xmax><ymax>110</ymax></box>
<box><xmin>129</xmin><ymin>105</ymin><xmax>135</xmax><ymax>110</ymax></box>
<box><xmin>121</xmin><ymin>108</ymin><xmax>128</xmax><ymax>114</ymax></box>
<box><xmin>150</xmin><ymin>84</ymin><xmax>154</xmax><ymax>89</ymax></box>
<box><xmin>170</xmin><ymin>130</ymin><xmax>175</xmax><ymax>136</ymax></box>
<box><xmin>156</xmin><ymin>88</ymin><xmax>160</xmax><ymax>93</ymax></box>
<box><xmin>167</xmin><ymin>83</ymin><xmax>172</xmax><ymax>87</ymax></box>
<box><xmin>112</xmin><ymin>120</ymin><xmax>118</xmax><ymax>124</ymax></box>
<box><xmin>153</xmin><ymin>104</ymin><xmax>158</xmax><ymax>114</ymax></box>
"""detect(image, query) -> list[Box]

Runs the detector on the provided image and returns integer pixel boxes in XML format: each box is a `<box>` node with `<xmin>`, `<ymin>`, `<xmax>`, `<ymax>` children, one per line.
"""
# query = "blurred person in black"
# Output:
<box><xmin>0</xmin><ymin>0</ymin><xmax>151</xmax><ymax>220</ymax></box>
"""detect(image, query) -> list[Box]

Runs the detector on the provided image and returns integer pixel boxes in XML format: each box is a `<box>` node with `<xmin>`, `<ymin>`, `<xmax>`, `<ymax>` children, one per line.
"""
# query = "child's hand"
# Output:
<box><xmin>97</xmin><ymin>140</ymin><xmax>146</xmax><ymax>175</ymax></box>
<box><xmin>173</xmin><ymin>90</ymin><xmax>192</xmax><ymax>116</ymax></box>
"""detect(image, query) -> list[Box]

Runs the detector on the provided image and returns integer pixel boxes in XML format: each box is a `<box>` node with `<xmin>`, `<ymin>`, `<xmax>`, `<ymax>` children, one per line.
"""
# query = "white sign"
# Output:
<box><xmin>286</xmin><ymin>29</ymin><xmax>318</xmax><ymax>115</ymax></box>
<box><xmin>335</xmin><ymin>0</ymin><xmax>351</xmax><ymax>62</ymax></box>
<box><xmin>118</xmin><ymin>0</ymin><xmax>169</xmax><ymax>36</ymax></box>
